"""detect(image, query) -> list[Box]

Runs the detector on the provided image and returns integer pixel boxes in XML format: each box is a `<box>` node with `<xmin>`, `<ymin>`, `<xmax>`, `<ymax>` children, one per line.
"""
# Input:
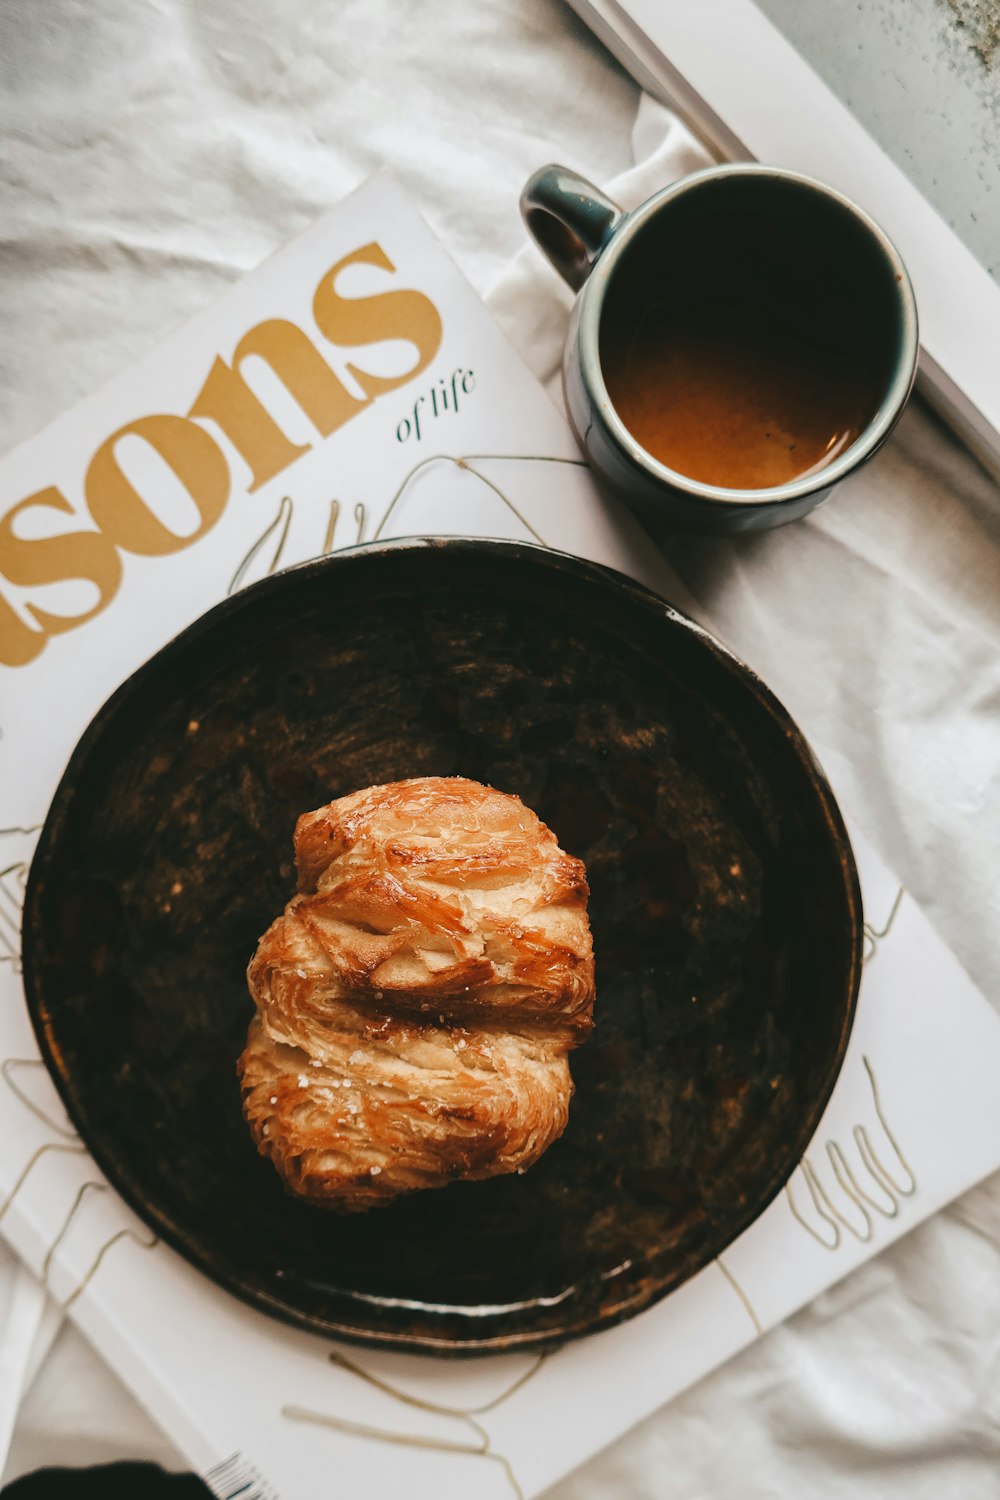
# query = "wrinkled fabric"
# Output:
<box><xmin>1</xmin><ymin>2</ymin><xmax>998</xmax><ymax>1495</ymax></box>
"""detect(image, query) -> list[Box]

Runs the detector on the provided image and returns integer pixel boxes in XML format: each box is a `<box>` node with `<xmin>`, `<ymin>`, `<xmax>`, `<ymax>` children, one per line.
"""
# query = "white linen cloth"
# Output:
<box><xmin>1</xmin><ymin>1</ymin><xmax>998</xmax><ymax>1494</ymax></box>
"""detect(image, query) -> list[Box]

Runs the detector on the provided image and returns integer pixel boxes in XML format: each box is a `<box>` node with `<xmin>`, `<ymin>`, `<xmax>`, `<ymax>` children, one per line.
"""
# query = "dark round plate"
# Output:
<box><xmin>22</xmin><ymin>538</ymin><xmax>861</xmax><ymax>1353</ymax></box>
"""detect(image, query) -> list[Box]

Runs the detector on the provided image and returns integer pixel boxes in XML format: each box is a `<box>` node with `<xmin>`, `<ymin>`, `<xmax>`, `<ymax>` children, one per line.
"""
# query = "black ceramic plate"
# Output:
<box><xmin>23</xmin><ymin>539</ymin><xmax>861</xmax><ymax>1353</ymax></box>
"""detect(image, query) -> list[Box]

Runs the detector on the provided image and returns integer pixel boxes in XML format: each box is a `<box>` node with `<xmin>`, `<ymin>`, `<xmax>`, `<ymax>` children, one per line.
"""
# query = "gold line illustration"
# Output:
<box><xmin>863</xmin><ymin>886</ymin><xmax>904</xmax><ymax>962</ymax></box>
<box><xmin>322</xmin><ymin>499</ymin><xmax>341</xmax><ymax>556</ymax></box>
<box><xmin>458</xmin><ymin>461</ymin><xmax>547</xmax><ymax>544</ymax></box>
<box><xmin>785</xmin><ymin>1054</ymin><xmax>916</xmax><ymax>1250</ymax></box>
<box><xmin>786</xmin><ymin>1160</ymin><xmax>840</xmax><ymax>1248</ymax></box>
<box><xmin>855</xmin><ymin>1055</ymin><xmax>916</xmax><ymax>1200</ymax></box>
<box><xmin>370</xmin><ymin>455</ymin><xmax>453</xmax><ymax>541</ymax></box>
<box><xmin>228</xmin><ymin>494</ymin><xmax>293</xmax><ymax>595</ymax></box>
<box><xmin>715</xmin><ymin>1255</ymin><xmax>763</xmax><ymax>1335</ymax></box>
<box><xmin>329</xmin><ymin>1347</ymin><xmax>546</xmax><ymax>1419</ymax></box>
<box><xmin>225</xmin><ymin>449</ymin><xmax>580</xmax><ymax>591</ymax></box>
<box><xmin>42</xmin><ymin>1179</ymin><xmax>109</xmax><ymax>1282</ymax></box>
<box><xmin>0</xmin><ymin>1045</ymin><xmax>155</xmax><ymax>1319</ymax></box>
<box><xmin>0</xmin><ymin>866</ymin><xmax>22</xmax><ymax>927</ymax></box>
<box><xmin>0</xmin><ymin>822</ymin><xmax>41</xmax><ymax>969</ymax></box>
<box><xmin>1</xmin><ymin>1058</ymin><xmax>78</xmax><ymax>1139</ymax></box>
<box><xmin>0</xmin><ymin>857</ymin><xmax>28</xmax><ymax>970</ymax></box>
<box><xmin>0</xmin><ymin>1141</ymin><xmax>87</xmax><ymax>1225</ymax></box>
<box><xmin>827</xmin><ymin>1139</ymin><xmax>891</xmax><ymax>1226</ymax></box>
<box><xmin>796</xmin><ymin>1150</ymin><xmax>879</xmax><ymax>1245</ymax></box>
<box><xmin>59</xmin><ymin>1223</ymin><xmax>159</xmax><ymax>1311</ymax></box>
<box><xmin>370</xmin><ymin>452</ymin><xmax>565</xmax><ymax>545</ymax></box>
<box><xmin>0</xmin><ymin>1103</ymin><xmax>160</xmax><ymax>1307</ymax></box>
<box><xmin>281</xmin><ymin>1349</ymin><xmax>548</xmax><ymax>1500</ymax></box>
<box><xmin>284</xmin><ymin>1404</ymin><xmax>525</xmax><ymax>1497</ymax></box>
<box><xmin>456</xmin><ymin>453</ymin><xmax>589</xmax><ymax>470</ymax></box>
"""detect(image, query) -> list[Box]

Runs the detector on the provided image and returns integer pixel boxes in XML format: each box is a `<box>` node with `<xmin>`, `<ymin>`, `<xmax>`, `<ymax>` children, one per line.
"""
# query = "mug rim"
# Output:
<box><xmin>579</xmin><ymin>162</ymin><xmax>920</xmax><ymax>510</ymax></box>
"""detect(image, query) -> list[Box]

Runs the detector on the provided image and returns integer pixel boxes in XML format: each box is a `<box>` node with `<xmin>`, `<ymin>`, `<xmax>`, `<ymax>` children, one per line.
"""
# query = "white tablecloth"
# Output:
<box><xmin>1</xmin><ymin>1</ymin><xmax>998</xmax><ymax>1493</ymax></box>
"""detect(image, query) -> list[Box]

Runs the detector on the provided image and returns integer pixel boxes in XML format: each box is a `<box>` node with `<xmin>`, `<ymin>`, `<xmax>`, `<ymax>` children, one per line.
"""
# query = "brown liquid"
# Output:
<box><xmin>600</xmin><ymin>197</ymin><xmax>889</xmax><ymax>491</ymax></box>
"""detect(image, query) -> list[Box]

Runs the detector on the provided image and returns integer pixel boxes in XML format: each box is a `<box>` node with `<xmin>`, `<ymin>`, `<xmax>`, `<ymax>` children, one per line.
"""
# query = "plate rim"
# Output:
<box><xmin>21</xmin><ymin>535</ymin><xmax>863</xmax><ymax>1354</ymax></box>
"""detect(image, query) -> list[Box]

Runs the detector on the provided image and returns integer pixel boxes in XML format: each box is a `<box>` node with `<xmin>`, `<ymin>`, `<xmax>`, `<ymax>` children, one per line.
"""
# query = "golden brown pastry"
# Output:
<box><xmin>239</xmin><ymin>776</ymin><xmax>595</xmax><ymax>1211</ymax></box>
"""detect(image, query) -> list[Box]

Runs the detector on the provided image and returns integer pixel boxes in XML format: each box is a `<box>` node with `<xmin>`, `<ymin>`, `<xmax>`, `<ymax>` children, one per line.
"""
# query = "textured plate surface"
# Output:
<box><xmin>23</xmin><ymin>539</ymin><xmax>861</xmax><ymax>1352</ymax></box>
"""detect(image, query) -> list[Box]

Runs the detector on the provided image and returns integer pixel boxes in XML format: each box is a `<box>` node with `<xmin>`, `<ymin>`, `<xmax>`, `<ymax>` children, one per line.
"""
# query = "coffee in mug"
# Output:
<box><xmin>600</xmin><ymin>199</ymin><xmax>891</xmax><ymax>489</ymax></box>
<box><xmin>520</xmin><ymin>163</ymin><xmax>918</xmax><ymax>531</ymax></box>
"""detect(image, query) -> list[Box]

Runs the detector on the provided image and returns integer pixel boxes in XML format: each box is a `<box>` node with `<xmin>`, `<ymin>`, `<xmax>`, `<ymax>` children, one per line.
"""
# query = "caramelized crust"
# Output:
<box><xmin>239</xmin><ymin>776</ymin><xmax>595</xmax><ymax>1211</ymax></box>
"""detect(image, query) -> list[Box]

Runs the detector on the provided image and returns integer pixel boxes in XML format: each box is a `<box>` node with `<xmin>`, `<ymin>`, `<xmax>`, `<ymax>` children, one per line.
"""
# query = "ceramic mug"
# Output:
<box><xmin>520</xmin><ymin>163</ymin><xmax>919</xmax><ymax>533</ymax></box>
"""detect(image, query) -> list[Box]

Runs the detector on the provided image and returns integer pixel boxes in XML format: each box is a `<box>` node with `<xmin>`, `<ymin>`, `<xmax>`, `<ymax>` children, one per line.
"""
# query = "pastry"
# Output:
<box><xmin>239</xmin><ymin>776</ymin><xmax>595</xmax><ymax>1211</ymax></box>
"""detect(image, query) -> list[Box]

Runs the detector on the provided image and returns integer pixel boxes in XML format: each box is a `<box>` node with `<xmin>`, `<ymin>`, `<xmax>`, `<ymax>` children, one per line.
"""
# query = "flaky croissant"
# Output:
<box><xmin>239</xmin><ymin>776</ymin><xmax>595</xmax><ymax>1211</ymax></box>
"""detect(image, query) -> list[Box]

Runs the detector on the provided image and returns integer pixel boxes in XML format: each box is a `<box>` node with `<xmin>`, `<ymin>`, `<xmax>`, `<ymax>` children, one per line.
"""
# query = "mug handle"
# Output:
<box><xmin>520</xmin><ymin>165</ymin><xmax>624</xmax><ymax>291</ymax></box>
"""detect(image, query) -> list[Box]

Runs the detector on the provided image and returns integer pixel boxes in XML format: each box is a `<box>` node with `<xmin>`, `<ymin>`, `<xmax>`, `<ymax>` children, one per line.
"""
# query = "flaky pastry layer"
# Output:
<box><xmin>239</xmin><ymin>776</ymin><xmax>595</xmax><ymax>1210</ymax></box>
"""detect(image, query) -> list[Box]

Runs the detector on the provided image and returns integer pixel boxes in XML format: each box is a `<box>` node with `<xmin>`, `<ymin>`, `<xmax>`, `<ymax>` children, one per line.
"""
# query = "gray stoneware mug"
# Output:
<box><xmin>520</xmin><ymin>163</ymin><xmax>919</xmax><ymax>533</ymax></box>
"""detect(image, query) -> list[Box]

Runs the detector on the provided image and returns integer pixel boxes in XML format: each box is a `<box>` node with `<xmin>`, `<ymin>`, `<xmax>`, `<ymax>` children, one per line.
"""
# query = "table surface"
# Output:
<box><xmin>758</xmin><ymin>0</ymin><xmax>1000</xmax><ymax>282</ymax></box>
<box><xmin>1</xmin><ymin>2</ymin><xmax>999</xmax><ymax>1495</ymax></box>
